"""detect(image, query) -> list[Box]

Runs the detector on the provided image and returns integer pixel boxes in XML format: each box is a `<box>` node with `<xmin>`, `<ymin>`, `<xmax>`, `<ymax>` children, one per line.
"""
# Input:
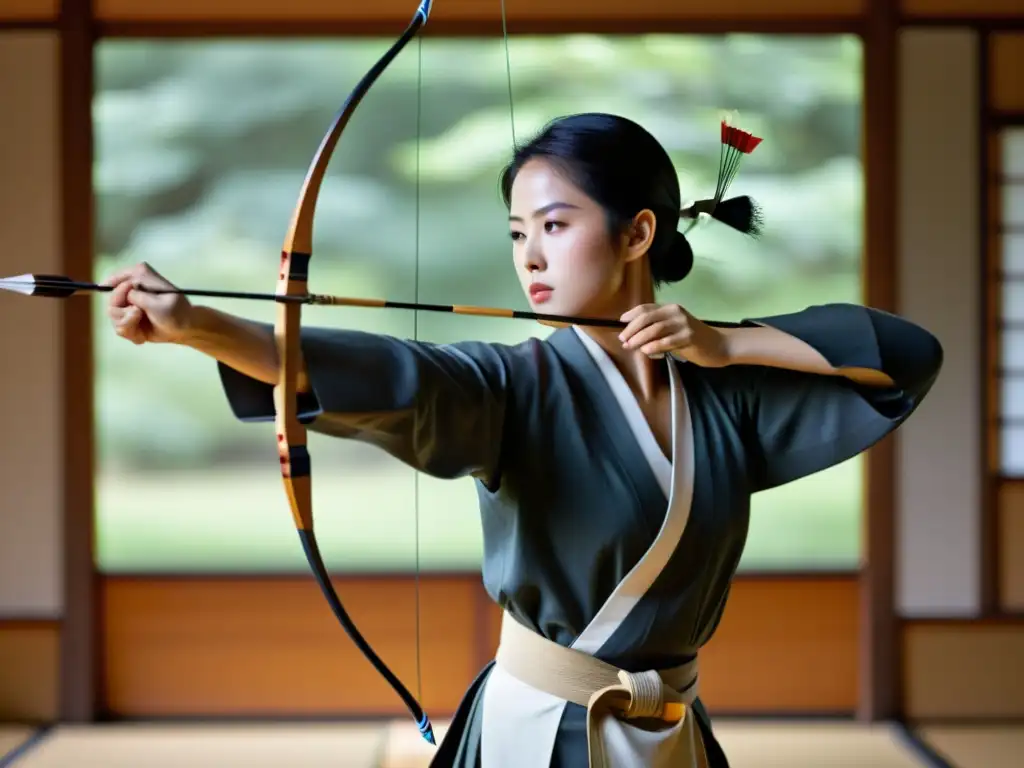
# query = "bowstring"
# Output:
<box><xmin>501</xmin><ymin>0</ymin><xmax>516</xmax><ymax>148</ymax></box>
<box><xmin>413</xmin><ymin>32</ymin><xmax>424</xmax><ymax>708</ymax></box>
<box><xmin>408</xmin><ymin>0</ymin><xmax>516</xmax><ymax>718</ymax></box>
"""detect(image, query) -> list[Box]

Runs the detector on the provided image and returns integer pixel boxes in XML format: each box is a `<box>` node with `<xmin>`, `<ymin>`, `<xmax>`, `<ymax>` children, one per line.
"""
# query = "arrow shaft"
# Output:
<box><xmin>310</xmin><ymin>294</ymin><xmax>626</xmax><ymax>329</ymax></box>
<box><xmin>2</xmin><ymin>277</ymin><xmax>628</xmax><ymax>329</ymax></box>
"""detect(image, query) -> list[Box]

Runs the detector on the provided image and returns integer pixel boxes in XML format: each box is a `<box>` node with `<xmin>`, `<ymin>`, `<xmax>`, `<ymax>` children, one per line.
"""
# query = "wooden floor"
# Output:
<box><xmin>6</xmin><ymin>719</ymin><xmax>1018</xmax><ymax>767</ymax></box>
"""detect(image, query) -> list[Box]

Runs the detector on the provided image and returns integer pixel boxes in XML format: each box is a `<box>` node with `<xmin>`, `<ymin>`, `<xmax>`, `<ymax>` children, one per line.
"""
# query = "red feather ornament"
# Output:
<box><xmin>681</xmin><ymin>116</ymin><xmax>764</xmax><ymax>237</ymax></box>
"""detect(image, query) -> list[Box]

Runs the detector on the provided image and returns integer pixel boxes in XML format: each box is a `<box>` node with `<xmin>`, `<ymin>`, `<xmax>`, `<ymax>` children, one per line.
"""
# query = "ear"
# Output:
<box><xmin>622</xmin><ymin>209</ymin><xmax>657</xmax><ymax>264</ymax></box>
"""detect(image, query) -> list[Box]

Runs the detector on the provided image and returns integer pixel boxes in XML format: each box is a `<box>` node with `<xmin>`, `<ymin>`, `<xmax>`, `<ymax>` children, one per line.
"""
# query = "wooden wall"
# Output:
<box><xmin>0</xmin><ymin>0</ymin><xmax>58</xmax><ymax>21</ymax></box>
<box><xmin>92</xmin><ymin>0</ymin><xmax>865</xmax><ymax>25</ymax></box>
<box><xmin>0</xmin><ymin>26</ymin><xmax>64</xmax><ymax>724</ymax></box>
<box><xmin>102</xmin><ymin>574</ymin><xmax>860</xmax><ymax>718</ymax></box>
<box><xmin>898</xmin><ymin>26</ymin><xmax>1024</xmax><ymax>723</ymax></box>
<box><xmin>2</xmin><ymin>0</ymin><xmax>1023</xmax><ymax>731</ymax></box>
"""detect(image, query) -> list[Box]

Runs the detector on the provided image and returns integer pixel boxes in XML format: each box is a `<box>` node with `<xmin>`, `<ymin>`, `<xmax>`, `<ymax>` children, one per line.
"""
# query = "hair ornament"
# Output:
<box><xmin>680</xmin><ymin>112</ymin><xmax>764</xmax><ymax>237</ymax></box>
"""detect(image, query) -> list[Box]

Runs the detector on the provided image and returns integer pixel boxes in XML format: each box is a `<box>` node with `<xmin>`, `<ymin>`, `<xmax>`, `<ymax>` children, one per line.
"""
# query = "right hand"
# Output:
<box><xmin>102</xmin><ymin>262</ymin><xmax>193</xmax><ymax>345</ymax></box>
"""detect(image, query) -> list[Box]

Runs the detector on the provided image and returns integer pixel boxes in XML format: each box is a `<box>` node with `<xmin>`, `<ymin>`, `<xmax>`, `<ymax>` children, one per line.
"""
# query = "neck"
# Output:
<box><xmin>578</xmin><ymin>260</ymin><xmax>666</xmax><ymax>402</ymax></box>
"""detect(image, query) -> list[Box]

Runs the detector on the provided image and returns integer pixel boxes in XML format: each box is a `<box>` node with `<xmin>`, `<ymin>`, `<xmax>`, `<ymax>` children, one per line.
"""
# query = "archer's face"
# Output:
<box><xmin>507</xmin><ymin>158</ymin><xmax>628</xmax><ymax>322</ymax></box>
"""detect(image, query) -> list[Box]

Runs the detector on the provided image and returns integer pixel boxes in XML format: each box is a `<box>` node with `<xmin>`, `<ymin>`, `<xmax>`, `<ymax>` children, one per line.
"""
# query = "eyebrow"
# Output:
<box><xmin>508</xmin><ymin>201</ymin><xmax>580</xmax><ymax>223</ymax></box>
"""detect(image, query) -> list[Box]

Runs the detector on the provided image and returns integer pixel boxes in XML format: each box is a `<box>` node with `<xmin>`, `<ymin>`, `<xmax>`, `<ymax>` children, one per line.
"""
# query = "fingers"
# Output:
<box><xmin>635</xmin><ymin>332</ymin><xmax>691</xmax><ymax>358</ymax></box>
<box><xmin>102</xmin><ymin>265</ymin><xmax>141</xmax><ymax>309</ymax></box>
<box><xmin>619</xmin><ymin>303</ymin><xmax>658</xmax><ymax>324</ymax></box>
<box><xmin>126</xmin><ymin>285</ymin><xmax>159</xmax><ymax>311</ymax></box>
<box><xmin>110</xmin><ymin>305</ymin><xmax>147</xmax><ymax>345</ymax></box>
<box><xmin>98</xmin><ymin>266</ymin><xmax>140</xmax><ymax>289</ymax></box>
<box><xmin>107</xmin><ymin>278</ymin><xmax>134</xmax><ymax>308</ymax></box>
<box><xmin>102</xmin><ymin>261</ymin><xmax>176</xmax><ymax>346</ymax></box>
<box><xmin>102</xmin><ymin>265</ymin><xmax>140</xmax><ymax>309</ymax></box>
<box><xmin>129</xmin><ymin>262</ymin><xmax>179</xmax><ymax>313</ymax></box>
<box><xmin>140</xmin><ymin>261</ymin><xmax>171</xmax><ymax>285</ymax></box>
<box><xmin>625</xmin><ymin>320</ymin><xmax>691</xmax><ymax>354</ymax></box>
<box><xmin>617</xmin><ymin>304</ymin><xmax>664</xmax><ymax>343</ymax></box>
<box><xmin>101</xmin><ymin>261</ymin><xmax>172</xmax><ymax>292</ymax></box>
<box><xmin>103</xmin><ymin>262</ymin><xmax>174</xmax><ymax>314</ymax></box>
<box><xmin>618</xmin><ymin>304</ymin><xmax>689</xmax><ymax>353</ymax></box>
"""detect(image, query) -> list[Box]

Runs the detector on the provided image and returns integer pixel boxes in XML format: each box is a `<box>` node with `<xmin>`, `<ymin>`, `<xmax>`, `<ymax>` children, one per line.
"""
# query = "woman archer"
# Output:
<box><xmin>102</xmin><ymin>113</ymin><xmax>942</xmax><ymax>767</ymax></box>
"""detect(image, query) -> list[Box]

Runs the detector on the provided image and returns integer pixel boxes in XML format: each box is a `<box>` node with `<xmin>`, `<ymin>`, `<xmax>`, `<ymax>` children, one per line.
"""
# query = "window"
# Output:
<box><xmin>92</xmin><ymin>35</ymin><xmax>865</xmax><ymax>574</ymax></box>
<box><xmin>996</xmin><ymin>128</ymin><xmax>1024</xmax><ymax>475</ymax></box>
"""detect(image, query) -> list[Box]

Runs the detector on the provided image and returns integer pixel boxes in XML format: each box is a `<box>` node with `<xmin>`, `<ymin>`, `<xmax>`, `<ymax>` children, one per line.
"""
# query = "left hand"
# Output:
<box><xmin>618</xmin><ymin>303</ymin><xmax>732</xmax><ymax>367</ymax></box>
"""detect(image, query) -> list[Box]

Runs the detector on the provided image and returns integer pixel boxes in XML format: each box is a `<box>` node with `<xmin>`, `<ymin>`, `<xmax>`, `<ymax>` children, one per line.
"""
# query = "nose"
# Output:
<box><xmin>523</xmin><ymin>241</ymin><xmax>545</xmax><ymax>273</ymax></box>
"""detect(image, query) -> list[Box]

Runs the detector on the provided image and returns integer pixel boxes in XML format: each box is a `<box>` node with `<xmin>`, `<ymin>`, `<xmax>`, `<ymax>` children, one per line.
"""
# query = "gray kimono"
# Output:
<box><xmin>217</xmin><ymin>302</ymin><xmax>943</xmax><ymax>767</ymax></box>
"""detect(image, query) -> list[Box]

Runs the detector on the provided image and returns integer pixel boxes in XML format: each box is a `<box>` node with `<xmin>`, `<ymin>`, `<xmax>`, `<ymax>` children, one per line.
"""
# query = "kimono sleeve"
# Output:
<box><xmin>728</xmin><ymin>303</ymin><xmax>943</xmax><ymax>492</ymax></box>
<box><xmin>215</xmin><ymin>325</ymin><xmax>510</xmax><ymax>486</ymax></box>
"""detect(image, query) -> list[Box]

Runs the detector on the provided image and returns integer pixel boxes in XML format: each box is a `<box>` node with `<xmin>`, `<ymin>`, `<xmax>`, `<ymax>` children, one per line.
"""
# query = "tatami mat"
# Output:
<box><xmin>0</xmin><ymin>726</ymin><xmax>36</xmax><ymax>763</ymax></box>
<box><xmin>712</xmin><ymin>722</ymin><xmax>928</xmax><ymax>767</ymax></box>
<box><xmin>378</xmin><ymin>720</ymin><xmax>449</xmax><ymax>768</ymax></box>
<box><xmin>0</xmin><ymin>719</ymin><xmax>938</xmax><ymax>767</ymax></box>
<box><xmin>376</xmin><ymin>719</ymin><xmax>932</xmax><ymax>768</ymax></box>
<box><xmin>917</xmin><ymin>724</ymin><xmax>1024</xmax><ymax>768</ymax></box>
<box><xmin>8</xmin><ymin>723</ymin><xmax>385</xmax><ymax>767</ymax></box>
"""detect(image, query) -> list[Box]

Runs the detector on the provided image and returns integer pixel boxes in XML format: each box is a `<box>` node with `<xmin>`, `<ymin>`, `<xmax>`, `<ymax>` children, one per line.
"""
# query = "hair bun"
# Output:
<box><xmin>650</xmin><ymin>229</ymin><xmax>693</xmax><ymax>285</ymax></box>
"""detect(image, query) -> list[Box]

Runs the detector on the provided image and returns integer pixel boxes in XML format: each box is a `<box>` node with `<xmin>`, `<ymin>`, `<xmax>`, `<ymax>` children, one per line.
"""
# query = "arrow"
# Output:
<box><xmin>0</xmin><ymin>273</ymin><xmax>628</xmax><ymax>330</ymax></box>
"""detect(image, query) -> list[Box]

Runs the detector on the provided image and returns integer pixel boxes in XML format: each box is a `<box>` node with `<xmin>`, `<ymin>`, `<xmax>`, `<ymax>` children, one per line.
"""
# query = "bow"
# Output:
<box><xmin>274</xmin><ymin>0</ymin><xmax>436</xmax><ymax>745</ymax></box>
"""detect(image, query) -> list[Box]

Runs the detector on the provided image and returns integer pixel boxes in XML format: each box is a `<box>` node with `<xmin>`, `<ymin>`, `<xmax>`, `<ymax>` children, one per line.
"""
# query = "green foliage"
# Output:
<box><xmin>91</xmin><ymin>33</ymin><xmax>864</xmax><ymax>572</ymax></box>
<box><xmin>95</xmin><ymin>456</ymin><xmax>862</xmax><ymax>573</ymax></box>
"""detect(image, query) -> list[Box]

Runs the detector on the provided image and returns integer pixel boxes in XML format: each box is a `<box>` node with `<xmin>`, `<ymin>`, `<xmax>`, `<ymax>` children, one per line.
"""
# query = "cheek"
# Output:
<box><xmin>563</xmin><ymin>228</ymin><xmax>618</xmax><ymax>282</ymax></box>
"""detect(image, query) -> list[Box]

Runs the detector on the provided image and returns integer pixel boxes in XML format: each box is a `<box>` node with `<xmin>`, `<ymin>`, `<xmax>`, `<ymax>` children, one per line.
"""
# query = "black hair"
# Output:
<box><xmin>499</xmin><ymin>113</ymin><xmax>758</xmax><ymax>286</ymax></box>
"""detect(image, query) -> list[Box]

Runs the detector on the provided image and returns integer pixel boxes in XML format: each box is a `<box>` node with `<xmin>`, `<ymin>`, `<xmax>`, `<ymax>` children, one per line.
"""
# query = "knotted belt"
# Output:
<box><xmin>494</xmin><ymin>612</ymin><xmax>709</xmax><ymax>767</ymax></box>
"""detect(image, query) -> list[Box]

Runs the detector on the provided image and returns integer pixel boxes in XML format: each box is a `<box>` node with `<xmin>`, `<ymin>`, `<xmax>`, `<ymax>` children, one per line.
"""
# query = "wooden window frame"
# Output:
<box><xmin>984</xmin><ymin>109</ymin><xmax>1024</xmax><ymax>617</ymax></box>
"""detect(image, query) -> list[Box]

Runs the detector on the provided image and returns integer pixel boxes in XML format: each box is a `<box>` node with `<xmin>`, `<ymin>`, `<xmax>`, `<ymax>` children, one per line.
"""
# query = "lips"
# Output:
<box><xmin>529</xmin><ymin>283</ymin><xmax>554</xmax><ymax>304</ymax></box>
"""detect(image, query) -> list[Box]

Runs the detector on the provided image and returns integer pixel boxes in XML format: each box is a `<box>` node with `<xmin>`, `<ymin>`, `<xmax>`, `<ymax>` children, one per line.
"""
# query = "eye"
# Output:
<box><xmin>544</xmin><ymin>220</ymin><xmax>565</xmax><ymax>233</ymax></box>
<box><xmin>509</xmin><ymin>230</ymin><xmax>524</xmax><ymax>242</ymax></box>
